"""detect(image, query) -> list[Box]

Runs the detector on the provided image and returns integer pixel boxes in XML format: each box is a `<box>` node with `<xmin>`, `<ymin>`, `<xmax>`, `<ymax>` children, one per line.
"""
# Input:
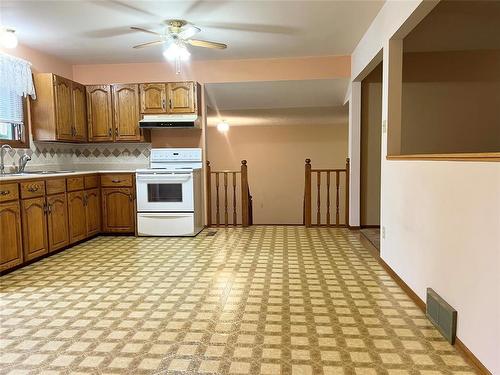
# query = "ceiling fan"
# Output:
<box><xmin>131</xmin><ymin>19</ymin><xmax>227</xmax><ymax>73</ymax></box>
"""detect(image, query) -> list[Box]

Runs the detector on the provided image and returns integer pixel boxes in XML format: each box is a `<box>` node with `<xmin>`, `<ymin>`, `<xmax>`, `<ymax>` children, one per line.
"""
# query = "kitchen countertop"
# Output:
<box><xmin>0</xmin><ymin>169</ymin><xmax>139</xmax><ymax>182</ymax></box>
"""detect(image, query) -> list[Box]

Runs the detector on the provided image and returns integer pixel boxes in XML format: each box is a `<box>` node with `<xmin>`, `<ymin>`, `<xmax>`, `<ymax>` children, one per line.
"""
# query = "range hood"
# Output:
<box><xmin>139</xmin><ymin>114</ymin><xmax>201</xmax><ymax>129</ymax></box>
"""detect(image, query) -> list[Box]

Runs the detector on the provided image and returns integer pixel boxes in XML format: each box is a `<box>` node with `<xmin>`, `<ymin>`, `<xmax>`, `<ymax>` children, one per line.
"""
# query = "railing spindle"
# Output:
<box><xmin>232</xmin><ymin>172</ymin><xmax>237</xmax><ymax>225</ymax></box>
<box><xmin>345</xmin><ymin>158</ymin><xmax>350</xmax><ymax>226</ymax></box>
<box><xmin>206</xmin><ymin>161</ymin><xmax>212</xmax><ymax>227</ymax></box>
<box><xmin>316</xmin><ymin>171</ymin><xmax>321</xmax><ymax>225</ymax></box>
<box><xmin>304</xmin><ymin>159</ymin><xmax>312</xmax><ymax>227</ymax></box>
<box><xmin>224</xmin><ymin>172</ymin><xmax>229</xmax><ymax>226</ymax></box>
<box><xmin>326</xmin><ymin>171</ymin><xmax>331</xmax><ymax>226</ymax></box>
<box><xmin>241</xmin><ymin>160</ymin><xmax>249</xmax><ymax>227</ymax></box>
<box><xmin>215</xmin><ymin>172</ymin><xmax>220</xmax><ymax>227</ymax></box>
<box><xmin>335</xmin><ymin>170</ymin><xmax>340</xmax><ymax>226</ymax></box>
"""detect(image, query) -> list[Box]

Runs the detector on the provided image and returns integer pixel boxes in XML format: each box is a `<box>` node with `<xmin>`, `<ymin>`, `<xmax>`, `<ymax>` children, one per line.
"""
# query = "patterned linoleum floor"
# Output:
<box><xmin>0</xmin><ymin>227</ymin><xmax>476</xmax><ymax>375</ymax></box>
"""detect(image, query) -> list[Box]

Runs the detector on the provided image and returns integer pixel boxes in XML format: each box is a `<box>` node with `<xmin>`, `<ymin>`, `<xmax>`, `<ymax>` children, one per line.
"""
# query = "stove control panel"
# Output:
<box><xmin>150</xmin><ymin>148</ymin><xmax>202</xmax><ymax>162</ymax></box>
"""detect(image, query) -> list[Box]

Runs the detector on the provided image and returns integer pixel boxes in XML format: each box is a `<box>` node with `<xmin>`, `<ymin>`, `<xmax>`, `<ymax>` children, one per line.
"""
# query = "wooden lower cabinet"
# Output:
<box><xmin>102</xmin><ymin>188</ymin><xmax>135</xmax><ymax>233</ymax></box>
<box><xmin>68</xmin><ymin>190</ymin><xmax>87</xmax><ymax>243</ymax></box>
<box><xmin>0</xmin><ymin>201</ymin><xmax>24</xmax><ymax>271</ymax></box>
<box><xmin>85</xmin><ymin>188</ymin><xmax>101</xmax><ymax>236</ymax></box>
<box><xmin>21</xmin><ymin>197</ymin><xmax>49</xmax><ymax>261</ymax></box>
<box><xmin>46</xmin><ymin>193</ymin><xmax>69</xmax><ymax>252</ymax></box>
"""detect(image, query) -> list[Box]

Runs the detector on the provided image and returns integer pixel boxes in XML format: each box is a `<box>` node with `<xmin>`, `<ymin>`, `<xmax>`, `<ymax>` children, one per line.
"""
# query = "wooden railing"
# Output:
<box><xmin>206</xmin><ymin>160</ymin><xmax>252</xmax><ymax>227</ymax></box>
<box><xmin>304</xmin><ymin>158</ymin><xmax>350</xmax><ymax>227</ymax></box>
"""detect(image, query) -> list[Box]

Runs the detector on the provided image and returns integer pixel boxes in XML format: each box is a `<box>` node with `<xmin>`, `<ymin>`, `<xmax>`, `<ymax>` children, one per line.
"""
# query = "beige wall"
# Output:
<box><xmin>207</xmin><ymin>117</ymin><xmax>348</xmax><ymax>224</ymax></box>
<box><xmin>401</xmin><ymin>50</ymin><xmax>500</xmax><ymax>154</ymax></box>
<box><xmin>360</xmin><ymin>64</ymin><xmax>382</xmax><ymax>226</ymax></box>
<box><xmin>72</xmin><ymin>55</ymin><xmax>350</xmax><ymax>84</ymax></box>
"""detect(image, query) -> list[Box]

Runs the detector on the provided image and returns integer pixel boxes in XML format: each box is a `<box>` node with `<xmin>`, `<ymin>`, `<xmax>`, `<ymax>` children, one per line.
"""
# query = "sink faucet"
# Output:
<box><xmin>0</xmin><ymin>144</ymin><xmax>13</xmax><ymax>175</ymax></box>
<box><xmin>18</xmin><ymin>154</ymin><xmax>32</xmax><ymax>173</ymax></box>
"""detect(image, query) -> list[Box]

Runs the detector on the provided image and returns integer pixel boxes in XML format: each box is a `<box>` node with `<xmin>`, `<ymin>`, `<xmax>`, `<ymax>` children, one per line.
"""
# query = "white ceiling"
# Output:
<box><xmin>205</xmin><ymin>79</ymin><xmax>349</xmax><ymax>110</ymax></box>
<box><xmin>0</xmin><ymin>0</ymin><xmax>384</xmax><ymax>64</ymax></box>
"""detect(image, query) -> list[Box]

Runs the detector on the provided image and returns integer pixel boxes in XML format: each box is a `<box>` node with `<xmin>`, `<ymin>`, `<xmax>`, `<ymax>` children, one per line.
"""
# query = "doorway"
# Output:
<box><xmin>360</xmin><ymin>63</ymin><xmax>382</xmax><ymax>250</ymax></box>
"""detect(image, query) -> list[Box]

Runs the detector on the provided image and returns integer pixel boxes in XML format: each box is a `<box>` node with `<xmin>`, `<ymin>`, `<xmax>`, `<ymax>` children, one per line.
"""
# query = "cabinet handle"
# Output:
<box><xmin>169</xmin><ymin>99</ymin><xmax>172</xmax><ymax>109</ymax></box>
<box><xmin>115</xmin><ymin>128</ymin><xmax>118</xmax><ymax>136</ymax></box>
<box><xmin>48</xmin><ymin>204</ymin><xmax>52</xmax><ymax>214</ymax></box>
<box><xmin>129</xmin><ymin>194</ymin><xmax>134</xmax><ymax>201</ymax></box>
<box><xmin>0</xmin><ymin>190</ymin><xmax>9</xmax><ymax>196</ymax></box>
<box><xmin>111</xmin><ymin>179</ymin><xmax>123</xmax><ymax>183</ymax></box>
<box><xmin>43</xmin><ymin>202</ymin><xmax>48</xmax><ymax>214</ymax></box>
<box><xmin>108</xmin><ymin>128</ymin><xmax>112</xmax><ymax>136</ymax></box>
<box><xmin>83</xmin><ymin>194</ymin><xmax>88</xmax><ymax>206</ymax></box>
<box><xmin>162</xmin><ymin>98</ymin><xmax>166</xmax><ymax>110</ymax></box>
<box><xmin>27</xmin><ymin>186</ymin><xmax>39</xmax><ymax>193</ymax></box>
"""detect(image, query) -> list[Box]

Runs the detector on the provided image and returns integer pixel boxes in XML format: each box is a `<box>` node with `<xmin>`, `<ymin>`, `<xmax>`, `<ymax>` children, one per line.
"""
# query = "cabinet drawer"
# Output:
<box><xmin>0</xmin><ymin>183</ymin><xmax>19</xmax><ymax>202</ymax></box>
<box><xmin>67</xmin><ymin>176</ymin><xmax>84</xmax><ymax>192</ymax></box>
<box><xmin>20</xmin><ymin>181</ymin><xmax>45</xmax><ymax>198</ymax></box>
<box><xmin>84</xmin><ymin>175</ymin><xmax>99</xmax><ymax>189</ymax></box>
<box><xmin>46</xmin><ymin>178</ymin><xmax>66</xmax><ymax>195</ymax></box>
<box><xmin>100</xmin><ymin>174</ymin><xmax>134</xmax><ymax>187</ymax></box>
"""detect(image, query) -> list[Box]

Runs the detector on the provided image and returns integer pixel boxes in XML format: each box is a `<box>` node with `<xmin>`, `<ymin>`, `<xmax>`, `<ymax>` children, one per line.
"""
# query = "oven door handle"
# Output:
<box><xmin>137</xmin><ymin>175</ymin><xmax>192</xmax><ymax>183</ymax></box>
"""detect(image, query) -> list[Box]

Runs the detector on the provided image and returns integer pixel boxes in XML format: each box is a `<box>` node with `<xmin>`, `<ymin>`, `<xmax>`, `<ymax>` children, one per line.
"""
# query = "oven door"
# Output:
<box><xmin>136</xmin><ymin>172</ymin><xmax>194</xmax><ymax>212</ymax></box>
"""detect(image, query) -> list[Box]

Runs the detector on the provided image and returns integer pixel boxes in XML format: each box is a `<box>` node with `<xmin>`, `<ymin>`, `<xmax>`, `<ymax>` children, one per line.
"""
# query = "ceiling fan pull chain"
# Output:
<box><xmin>175</xmin><ymin>57</ymin><xmax>181</xmax><ymax>75</ymax></box>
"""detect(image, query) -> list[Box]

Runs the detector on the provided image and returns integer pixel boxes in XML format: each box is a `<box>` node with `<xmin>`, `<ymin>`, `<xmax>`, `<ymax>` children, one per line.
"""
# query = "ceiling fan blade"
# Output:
<box><xmin>177</xmin><ymin>24</ymin><xmax>201</xmax><ymax>40</ymax></box>
<box><xmin>188</xmin><ymin>39</ymin><xmax>227</xmax><ymax>49</ymax></box>
<box><xmin>133</xmin><ymin>40</ymin><xmax>166</xmax><ymax>49</ymax></box>
<box><xmin>130</xmin><ymin>26</ymin><xmax>161</xmax><ymax>36</ymax></box>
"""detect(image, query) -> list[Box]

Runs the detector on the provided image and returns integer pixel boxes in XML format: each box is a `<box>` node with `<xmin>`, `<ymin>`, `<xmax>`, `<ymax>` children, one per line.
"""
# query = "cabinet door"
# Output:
<box><xmin>46</xmin><ymin>193</ymin><xmax>69</xmax><ymax>252</ymax></box>
<box><xmin>72</xmin><ymin>82</ymin><xmax>88</xmax><ymax>142</ymax></box>
<box><xmin>85</xmin><ymin>188</ymin><xmax>101</xmax><ymax>237</ymax></box>
<box><xmin>166</xmin><ymin>82</ymin><xmax>196</xmax><ymax>114</ymax></box>
<box><xmin>21</xmin><ymin>197</ymin><xmax>49</xmax><ymax>261</ymax></box>
<box><xmin>54</xmin><ymin>75</ymin><xmax>74</xmax><ymax>141</ymax></box>
<box><xmin>112</xmin><ymin>84</ymin><xmax>141</xmax><ymax>141</ymax></box>
<box><xmin>0</xmin><ymin>201</ymin><xmax>23</xmax><ymax>271</ymax></box>
<box><xmin>102</xmin><ymin>188</ymin><xmax>135</xmax><ymax>233</ymax></box>
<box><xmin>87</xmin><ymin>85</ymin><xmax>113</xmax><ymax>142</ymax></box>
<box><xmin>140</xmin><ymin>83</ymin><xmax>166</xmax><ymax>114</ymax></box>
<box><xmin>67</xmin><ymin>191</ymin><xmax>87</xmax><ymax>243</ymax></box>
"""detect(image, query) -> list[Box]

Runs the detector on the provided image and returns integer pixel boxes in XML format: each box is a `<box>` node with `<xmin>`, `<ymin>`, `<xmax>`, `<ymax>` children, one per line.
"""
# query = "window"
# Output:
<box><xmin>0</xmin><ymin>86</ymin><xmax>28</xmax><ymax>147</ymax></box>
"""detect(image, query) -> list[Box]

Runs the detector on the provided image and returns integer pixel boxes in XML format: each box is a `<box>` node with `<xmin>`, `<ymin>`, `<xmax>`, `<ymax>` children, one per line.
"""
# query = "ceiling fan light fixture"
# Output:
<box><xmin>162</xmin><ymin>41</ymin><xmax>190</xmax><ymax>61</ymax></box>
<box><xmin>0</xmin><ymin>28</ymin><xmax>18</xmax><ymax>49</ymax></box>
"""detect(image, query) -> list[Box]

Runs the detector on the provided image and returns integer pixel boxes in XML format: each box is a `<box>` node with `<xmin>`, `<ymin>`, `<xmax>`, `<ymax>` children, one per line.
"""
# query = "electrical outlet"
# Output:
<box><xmin>382</xmin><ymin>120</ymin><xmax>387</xmax><ymax>134</ymax></box>
<box><xmin>382</xmin><ymin>226</ymin><xmax>386</xmax><ymax>239</ymax></box>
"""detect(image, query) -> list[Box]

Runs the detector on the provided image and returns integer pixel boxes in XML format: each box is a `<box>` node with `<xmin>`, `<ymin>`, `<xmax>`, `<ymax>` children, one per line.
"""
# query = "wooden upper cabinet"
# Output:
<box><xmin>87</xmin><ymin>85</ymin><xmax>113</xmax><ymax>142</ymax></box>
<box><xmin>0</xmin><ymin>201</ymin><xmax>23</xmax><ymax>271</ymax></box>
<box><xmin>72</xmin><ymin>83</ymin><xmax>88</xmax><ymax>142</ymax></box>
<box><xmin>21</xmin><ymin>196</ymin><xmax>49</xmax><ymax>261</ymax></box>
<box><xmin>46</xmin><ymin>193</ymin><xmax>69</xmax><ymax>252</ymax></box>
<box><xmin>112</xmin><ymin>84</ymin><xmax>141</xmax><ymax>141</ymax></box>
<box><xmin>54</xmin><ymin>76</ymin><xmax>73</xmax><ymax>141</ymax></box>
<box><xmin>140</xmin><ymin>83</ymin><xmax>167</xmax><ymax>113</ymax></box>
<box><xmin>31</xmin><ymin>73</ymin><xmax>88</xmax><ymax>143</ymax></box>
<box><xmin>167</xmin><ymin>82</ymin><xmax>197</xmax><ymax>114</ymax></box>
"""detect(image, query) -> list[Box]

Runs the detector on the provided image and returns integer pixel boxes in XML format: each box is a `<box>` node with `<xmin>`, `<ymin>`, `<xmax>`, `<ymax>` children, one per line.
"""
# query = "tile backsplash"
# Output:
<box><xmin>2</xmin><ymin>141</ymin><xmax>151</xmax><ymax>171</ymax></box>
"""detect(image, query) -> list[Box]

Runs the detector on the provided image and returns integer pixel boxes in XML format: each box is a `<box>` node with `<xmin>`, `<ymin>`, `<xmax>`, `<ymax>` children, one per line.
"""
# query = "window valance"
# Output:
<box><xmin>0</xmin><ymin>52</ymin><xmax>36</xmax><ymax>99</ymax></box>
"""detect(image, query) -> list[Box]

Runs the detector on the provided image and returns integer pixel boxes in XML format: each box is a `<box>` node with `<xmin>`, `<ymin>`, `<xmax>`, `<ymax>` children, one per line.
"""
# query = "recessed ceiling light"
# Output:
<box><xmin>0</xmin><ymin>28</ymin><xmax>18</xmax><ymax>49</ymax></box>
<box><xmin>217</xmin><ymin>120</ymin><xmax>229</xmax><ymax>133</ymax></box>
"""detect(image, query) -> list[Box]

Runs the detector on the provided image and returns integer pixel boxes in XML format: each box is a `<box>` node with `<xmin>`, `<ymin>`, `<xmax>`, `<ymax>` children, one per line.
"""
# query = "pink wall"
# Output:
<box><xmin>1</xmin><ymin>44</ymin><xmax>73</xmax><ymax>79</ymax></box>
<box><xmin>73</xmin><ymin>55</ymin><xmax>350</xmax><ymax>84</ymax></box>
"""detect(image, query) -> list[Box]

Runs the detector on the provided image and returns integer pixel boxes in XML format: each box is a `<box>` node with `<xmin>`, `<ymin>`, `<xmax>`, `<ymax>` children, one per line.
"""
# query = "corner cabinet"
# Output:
<box><xmin>86</xmin><ymin>85</ymin><xmax>113</xmax><ymax>142</ymax></box>
<box><xmin>31</xmin><ymin>73</ymin><xmax>88</xmax><ymax>142</ymax></box>
<box><xmin>139</xmin><ymin>81</ymin><xmax>200</xmax><ymax>115</ymax></box>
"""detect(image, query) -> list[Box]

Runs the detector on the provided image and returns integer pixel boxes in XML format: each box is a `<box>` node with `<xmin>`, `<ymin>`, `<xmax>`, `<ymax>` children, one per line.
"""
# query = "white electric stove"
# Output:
<box><xmin>136</xmin><ymin>148</ymin><xmax>203</xmax><ymax>236</ymax></box>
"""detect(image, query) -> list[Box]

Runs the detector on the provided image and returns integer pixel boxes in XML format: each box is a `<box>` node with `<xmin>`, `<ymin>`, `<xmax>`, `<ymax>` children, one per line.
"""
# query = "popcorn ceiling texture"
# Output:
<box><xmin>2</xmin><ymin>141</ymin><xmax>151</xmax><ymax>171</ymax></box>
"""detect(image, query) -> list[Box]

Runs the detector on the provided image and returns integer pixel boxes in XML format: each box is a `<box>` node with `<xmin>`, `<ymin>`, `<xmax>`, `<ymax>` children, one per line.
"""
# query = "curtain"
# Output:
<box><xmin>0</xmin><ymin>52</ymin><xmax>36</xmax><ymax>99</ymax></box>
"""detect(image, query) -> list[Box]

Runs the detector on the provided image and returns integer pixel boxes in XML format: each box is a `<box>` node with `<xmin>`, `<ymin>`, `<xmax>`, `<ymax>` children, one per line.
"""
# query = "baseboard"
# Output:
<box><xmin>348</xmin><ymin>225</ymin><xmax>360</xmax><ymax>230</ymax></box>
<box><xmin>360</xmin><ymin>224</ymin><xmax>381</xmax><ymax>228</ymax></box>
<box><xmin>357</xmin><ymin>234</ymin><xmax>492</xmax><ymax>375</ymax></box>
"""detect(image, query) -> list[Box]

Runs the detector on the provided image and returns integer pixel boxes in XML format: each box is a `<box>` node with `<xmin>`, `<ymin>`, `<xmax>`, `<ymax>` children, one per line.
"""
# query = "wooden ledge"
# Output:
<box><xmin>387</xmin><ymin>152</ymin><xmax>500</xmax><ymax>162</ymax></box>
